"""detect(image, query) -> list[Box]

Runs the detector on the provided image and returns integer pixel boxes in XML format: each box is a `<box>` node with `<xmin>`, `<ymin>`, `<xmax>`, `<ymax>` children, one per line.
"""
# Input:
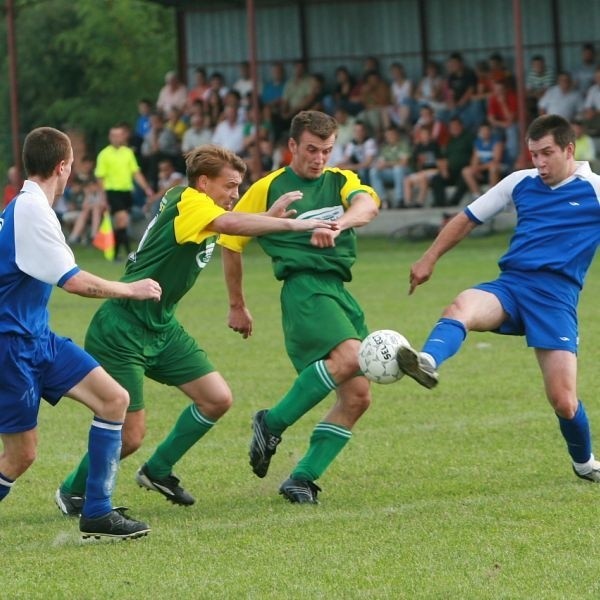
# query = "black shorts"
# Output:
<box><xmin>106</xmin><ymin>190</ymin><xmax>133</xmax><ymax>214</ymax></box>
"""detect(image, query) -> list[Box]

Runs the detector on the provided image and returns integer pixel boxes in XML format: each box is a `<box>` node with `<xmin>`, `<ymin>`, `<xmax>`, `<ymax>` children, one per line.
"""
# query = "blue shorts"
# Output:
<box><xmin>473</xmin><ymin>271</ymin><xmax>579</xmax><ymax>352</ymax></box>
<box><xmin>0</xmin><ymin>331</ymin><xmax>99</xmax><ymax>433</ymax></box>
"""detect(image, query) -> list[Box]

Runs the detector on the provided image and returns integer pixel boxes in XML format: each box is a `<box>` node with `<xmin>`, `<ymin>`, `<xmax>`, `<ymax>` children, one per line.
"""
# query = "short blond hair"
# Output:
<box><xmin>184</xmin><ymin>144</ymin><xmax>247</xmax><ymax>184</ymax></box>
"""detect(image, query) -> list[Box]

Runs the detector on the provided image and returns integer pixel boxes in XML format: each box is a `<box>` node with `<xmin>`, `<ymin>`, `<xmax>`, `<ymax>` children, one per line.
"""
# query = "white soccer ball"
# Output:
<box><xmin>358</xmin><ymin>329</ymin><xmax>409</xmax><ymax>384</ymax></box>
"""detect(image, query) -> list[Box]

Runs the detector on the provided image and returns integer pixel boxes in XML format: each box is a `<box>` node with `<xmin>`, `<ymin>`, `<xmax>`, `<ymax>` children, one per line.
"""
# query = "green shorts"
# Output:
<box><xmin>84</xmin><ymin>303</ymin><xmax>215</xmax><ymax>412</ymax></box>
<box><xmin>281</xmin><ymin>272</ymin><xmax>368</xmax><ymax>373</ymax></box>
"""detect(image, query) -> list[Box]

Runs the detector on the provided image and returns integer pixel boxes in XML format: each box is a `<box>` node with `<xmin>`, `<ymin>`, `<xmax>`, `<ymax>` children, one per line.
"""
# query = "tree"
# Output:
<box><xmin>0</xmin><ymin>0</ymin><xmax>176</xmax><ymax>169</ymax></box>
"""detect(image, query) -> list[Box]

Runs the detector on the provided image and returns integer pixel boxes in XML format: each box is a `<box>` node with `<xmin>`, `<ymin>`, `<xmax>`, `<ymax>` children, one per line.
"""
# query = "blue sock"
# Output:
<box><xmin>421</xmin><ymin>318</ymin><xmax>468</xmax><ymax>367</ymax></box>
<box><xmin>82</xmin><ymin>417</ymin><xmax>123</xmax><ymax>519</ymax></box>
<box><xmin>557</xmin><ymin>400</ymin><xmax>592</xmax><ymax>464</ymax></box>
<box><xmin>0</xmin><ymin>471</ymin><xmax>15</xmax><ymax>500</ymax></box>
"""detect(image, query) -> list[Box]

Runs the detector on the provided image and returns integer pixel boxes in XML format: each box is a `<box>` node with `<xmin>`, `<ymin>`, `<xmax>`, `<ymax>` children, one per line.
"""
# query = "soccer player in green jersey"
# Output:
<box><xmin>219</xmin><ymin>110</ymin><xmax>380</xmax><ymax>503</ymax></box>
<box><xmin>55</xmin><ymin>144</ymin><xmax>337</xmax><ymax>512</ymax></box>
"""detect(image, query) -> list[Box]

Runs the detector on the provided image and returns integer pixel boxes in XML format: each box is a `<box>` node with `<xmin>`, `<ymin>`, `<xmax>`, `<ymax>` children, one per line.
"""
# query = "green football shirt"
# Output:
<box><xmin>110</xmin><ymin>185</ymin><xmax>226</xmax><ymax>331</ymax></box>
<box><xmin>218</xmin><ymin>166</ymin><xmax>379</xmax><ymax>281</ymax></box>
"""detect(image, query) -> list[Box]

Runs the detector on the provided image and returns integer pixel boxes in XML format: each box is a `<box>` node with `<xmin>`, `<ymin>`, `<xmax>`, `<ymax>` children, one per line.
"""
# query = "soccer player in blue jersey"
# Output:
<box><xmin>396</xmin><ymin>114</ymin><xmax>600</xmax><ymax>482</ymax></box>
<box><xmin>0</xmin><ymin>127</ymin><xmax>162</xmax><ymax>539</ymax></box>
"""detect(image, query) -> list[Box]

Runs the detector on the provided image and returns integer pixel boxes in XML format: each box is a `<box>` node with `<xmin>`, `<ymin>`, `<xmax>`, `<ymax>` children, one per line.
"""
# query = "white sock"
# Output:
<box><xmin>573</xmin><ymin>453</ymin><xmax>596</xmax><ymax>474</ymax></box>
<box><xmin>420</xmin><ymin>352</ymin><xmax>437</xmax><ymax>369</ymax></box>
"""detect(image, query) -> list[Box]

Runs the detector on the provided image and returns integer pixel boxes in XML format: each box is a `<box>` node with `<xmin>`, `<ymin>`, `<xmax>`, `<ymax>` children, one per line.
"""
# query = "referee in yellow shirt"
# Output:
<box><xmin>95</xmin><ymin>124</ymin><xmax>154</xmax><ymax>260</ymax></box>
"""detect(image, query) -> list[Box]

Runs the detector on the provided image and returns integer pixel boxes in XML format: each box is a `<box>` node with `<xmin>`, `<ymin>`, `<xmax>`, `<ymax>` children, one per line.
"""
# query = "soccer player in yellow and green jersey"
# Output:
<box><xmin>219</xmin><ymin>110</ymin><xmax>381</xmax><ymax>503</ymax></box>
<box><xmin>56</xmin><ymin>144</ymin><xmax>336</xmax><ymax>510</ymax></box>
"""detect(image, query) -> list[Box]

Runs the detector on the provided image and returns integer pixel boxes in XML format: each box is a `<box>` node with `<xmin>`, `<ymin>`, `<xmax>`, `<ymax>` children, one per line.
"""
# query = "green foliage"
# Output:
<box><xmin>2</xmin><ymin>234</ymin><xmax>600</xmax><ymax>598</ymax></box>
<box><xmin>0</xmin><ymin>0</ymin><xmax>176</xmax><ymax>164</ymax></box>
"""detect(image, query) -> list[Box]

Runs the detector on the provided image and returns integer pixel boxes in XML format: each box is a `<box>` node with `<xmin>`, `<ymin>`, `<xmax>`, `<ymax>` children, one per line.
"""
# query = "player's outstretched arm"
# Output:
<box><xmin>211</xmin><ymin>211</ymin><xmax>337</xmax><ymax>237</ymax></box>
<box><xmin>222</xmin><ymin>247</ymin><xmax>253</xmax><ymax>338</ymax></box>
<box><xmin>61</xmin><ymin>271</ymin><xmax>162</xmax><ymax>301</ymax></box>
<box><xmin>409</xmin><ymin>212</ymin><xmax>476</xmax><ymax>294</ymax></box>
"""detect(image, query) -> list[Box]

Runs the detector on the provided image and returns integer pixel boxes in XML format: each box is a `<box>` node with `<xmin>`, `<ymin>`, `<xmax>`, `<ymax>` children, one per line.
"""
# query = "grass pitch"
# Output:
<box><xmin>2</xmin><ymin>233</ymin><xmax>600</xmax><ymax>599</ymax></box>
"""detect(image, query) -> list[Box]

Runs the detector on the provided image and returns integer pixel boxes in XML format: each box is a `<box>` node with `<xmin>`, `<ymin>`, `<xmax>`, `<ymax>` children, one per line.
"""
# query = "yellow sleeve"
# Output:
<box><xmin>174</xmin><ymin>187</ymin><xmax>227</xmax><ymax>244</ymax></box>
<box><xmin>329</xmin><ymin>167</ymin><xmax>381</xmax><ymax>208</ymax></box>
<box><xmin>217</xmin><ymin>171</ymin><xmax>277</xmax><ymax>253</ymax></box>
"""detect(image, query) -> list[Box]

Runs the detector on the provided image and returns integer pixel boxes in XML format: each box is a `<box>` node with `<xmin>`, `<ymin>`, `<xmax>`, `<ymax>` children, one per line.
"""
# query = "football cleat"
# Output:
<box><xmin>55</xmin><ymin>487</ymin><xmax>84</xmax><ymax>517</ymax></box>
<box><xmin>80</xmin><ymin>507</ymin><xmax>150</xmax><ymax>540</ymax></box>
<box><xmin>573</xmin><ymin>460</ymin><xmax>600</xmax><ymax>482</ymax></box>
<box><xmin>396</xmin><ymin>345</ymin><xmax>439</xmax><ymax>389</ymax></box>
<box><xmin>135</xmin><ymin>464</ymin><xmax>195</xmax><ymax>506</ymax></box>
<box><xmin>279</xmin><ymin>478</ymin><xmax>321</xmax><ymax>504</ymax></box>
<box><xmin>249</xmin><ymin>409</ymin><xmax>281</xmax><ymax>478</ymax></box>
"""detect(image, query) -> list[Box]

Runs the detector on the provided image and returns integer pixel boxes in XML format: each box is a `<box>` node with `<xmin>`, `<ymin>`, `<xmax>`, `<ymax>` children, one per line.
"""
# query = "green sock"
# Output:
<box><xmin>60</xmin><ymin>454</ymin><xmax>90</xmax><ymax>496</ymax></box>
<box><xmin>291</xmin><ymin>422</ymin><xmax>352</xmax><ymax>481</ymax></box>
<box><xmin>145</xmin><ymin>404</ymin><xmax>215</xmax><ymax>479</ymax></box>
<box><xmin>265</xmin><ymin>360</ymin><xmax>337</xmax><ymax>436</ymax></box>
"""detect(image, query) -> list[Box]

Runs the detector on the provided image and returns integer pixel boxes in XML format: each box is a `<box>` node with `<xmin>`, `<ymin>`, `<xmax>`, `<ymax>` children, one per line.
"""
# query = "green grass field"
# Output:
<box><xmin>3</xmin><ymin>233</ymin><xmax>600</xmax><ymax>599</ymax></box>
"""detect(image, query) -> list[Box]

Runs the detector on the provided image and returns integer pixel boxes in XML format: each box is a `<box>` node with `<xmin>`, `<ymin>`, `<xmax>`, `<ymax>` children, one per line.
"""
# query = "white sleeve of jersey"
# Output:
<box><xmin>466</xmin><ymin>169</ymin><xmax>534</xmax><ymax>223</ymax></box>
<box><xmin>14</xmin><ymin>196</ymin><xmax>78</xmax><ymax>285</ymax></box>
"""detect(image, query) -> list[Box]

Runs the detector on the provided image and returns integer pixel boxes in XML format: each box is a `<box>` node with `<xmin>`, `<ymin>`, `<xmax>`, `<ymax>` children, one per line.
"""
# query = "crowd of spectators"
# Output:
<box><xmin>4</xmin><ymin>44</ymin><xmax>600</xmax><ymax>245</ymax></box>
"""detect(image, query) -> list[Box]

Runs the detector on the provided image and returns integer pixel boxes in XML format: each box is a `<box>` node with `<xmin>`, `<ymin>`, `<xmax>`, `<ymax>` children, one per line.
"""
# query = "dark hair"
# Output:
<box><xmin>526</xmin><ymin>114</ymin><xmax>575</xmax><ymax>149</ymax></box>
<box><xmin>289</xmin><ymin>110</ymin><xmax>338</xmax><ymax>143</ymax></box>
<box><xmin>22</xmin><ymin>127</ymin><xmax>71</xmax><ymax>179</ymax></box>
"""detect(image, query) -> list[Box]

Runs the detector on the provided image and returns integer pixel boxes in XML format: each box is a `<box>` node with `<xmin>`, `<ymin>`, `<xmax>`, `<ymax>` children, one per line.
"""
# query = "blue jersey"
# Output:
<box><xmin>0</xmin><ymin>180</ymin><xmax>79</xmax><ymax>337</ymax></box>
<box><xmin>465</xmin><ymin>162</ymin><xmax>600</xmax><ymax>289</ymax></box>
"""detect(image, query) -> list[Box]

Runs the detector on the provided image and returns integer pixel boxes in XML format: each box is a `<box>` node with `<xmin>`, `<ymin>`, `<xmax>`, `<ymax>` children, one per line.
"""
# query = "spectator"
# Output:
<box><xmin>445</xmin><ymin>52</ymin><xmax>480</xmax><ymax>131</ymax></box>
<box><xmin>582</xmin><ymin>66</ymin><xmax>600</xmax><ymax>135</ymax></box>
<box><xmin>358</xmin><ymin>69</ymin><xmax>392</xmax><ymax>138</ymax></box>
<box><xmin>232</xmin><ymin>61</ymin><xmax>255</xmax><ymax>107</ymax></box>
<box><xmin>140</xmin><ymin>112</ymin><xmax>180</xmax><ymax>188</ymax></box>
<box><xmin>461</xmin><ymin>121</ymin><xmax>508</xmax><ymax>200</ymax></box>
<box><xmin>329</xmin><ymin>107</ymin><xmax>357</xmax><ymax>166</ymax></box>
<box><xmin>368</xmin><ymin>124</ymin><xmax>412</xmax><ymax>209</ymax></box>
<box><xmin>261</xmin><ymin>61</ymin><xmax>287</xmax><ymax>139</ymax></box>
<box><xmin>322</xmin><ymin>65</ymin><xmax>363</xmax><ymax>117</ymax></box>
<box><xmin>430</xmin><ymin>117</ymin><xmax>474</xmax><ymax>207</ymax></box>
<box><xmin>488</xmin><ymin>52</ymin><xmax>512</xmax><ymax>83</ymax></box>
<box><xmin>412</xmin><ymin>104</ymin><xmax>449</xmax><ymax>148</ymax></box>
<box><xmin>204</xmin><ymin>88</ymin><xmax>225</xmax><ymax>130</ymax></box>
<box><xmin>165</xmin><ymin>105</ymin><xmax>188</xmax><ymax>144</ymax></box>
<box><xmin>403</xmin><ymin>125</ymin><xmax>441</xmax><ymax>208</ymax></box>
<box><xmin>242</xmin><ymin>101</ymin><xmax>274</xmax><ymax>155</ymax></box>
<box><xmin>472</xmin><ymin>60</ymin><xmax>493</xmax><ymax>124</ymax></box>
<box><xmin>261</xmin><ymin>61</ymin><xmax>286</xmax><ymax>111</ymax></box>
<box><xmin>538</xmin><ymin>71</ymin><xmax>583</xmax><ymax>122</ymax></box>
<box><xmin>132</xmin><ymin>99</ymin><xmax>153</xmax><ymax>157</ymax></box>
<box><xmin>571</xmin><ymin>119</ymin><xmax>597</xmax><ymax>163</ymax></box>
<box><xmin>525</xmin><ymin>54</ymin><xmax>555</xmax><ymax>120</ymax></box>
<box><xmin>211</xmin><ymin>104</ymin><xmax>245</xmax><ymax>154</ymax></box>
<box><xmin>156</xmin><ymin>70</ymin><xmax>188</xmax><ymax>115</ymax></box>
<box><xmin>186</xmin><ymin>66</ymin><xmax>210</xmax><ymax>113</ymax></box>
<box><xmin>181</xmin><ymin>111</ymin><xmax>213</xmax><ymax>154</ymax></box>
<box><xmin>387</xmin><ymin>62</ymin><xmax>415</xmax><ymax>128</ymax></box>
<box><xmin>280</xmin><ymin>60</ymin><xmax>319</xmax><ymax>121</ymax></box>
<box><xmin>415</xmin><ymin>60</ymin><xmax>447</xmax><ymax>117</ymax></box>
<box><xmin>2</xmin><ymin>165</ymin><xmax>20</xmax><ymax>208</ymax></box>
<box><xmin>572</xmin><ymin>43</ymin><xmax>596</xmax><ymax>93</ymax></box>
<box><xmin>203</xmin><ymin>71</ymin><xmax>229</xmax><ymax>102</ymax></box>
<box><xmin>487</xmin><ymin>77</ymin><xmax>519</xmax><ymax>166</ymax></box>
<box><xmin>336</xmin><ymin>120</ymin><xmax>378</xmax><ymax>184</ymax></box>
<box><xmin>67</xmin><ymin>158</ymin><xmax>104</xmax><ymax>245</ymax></box>
<box><xmin>144</xmin><ymin>157</ymin><xmax>185</xmax><ymax>216</ymax></box>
